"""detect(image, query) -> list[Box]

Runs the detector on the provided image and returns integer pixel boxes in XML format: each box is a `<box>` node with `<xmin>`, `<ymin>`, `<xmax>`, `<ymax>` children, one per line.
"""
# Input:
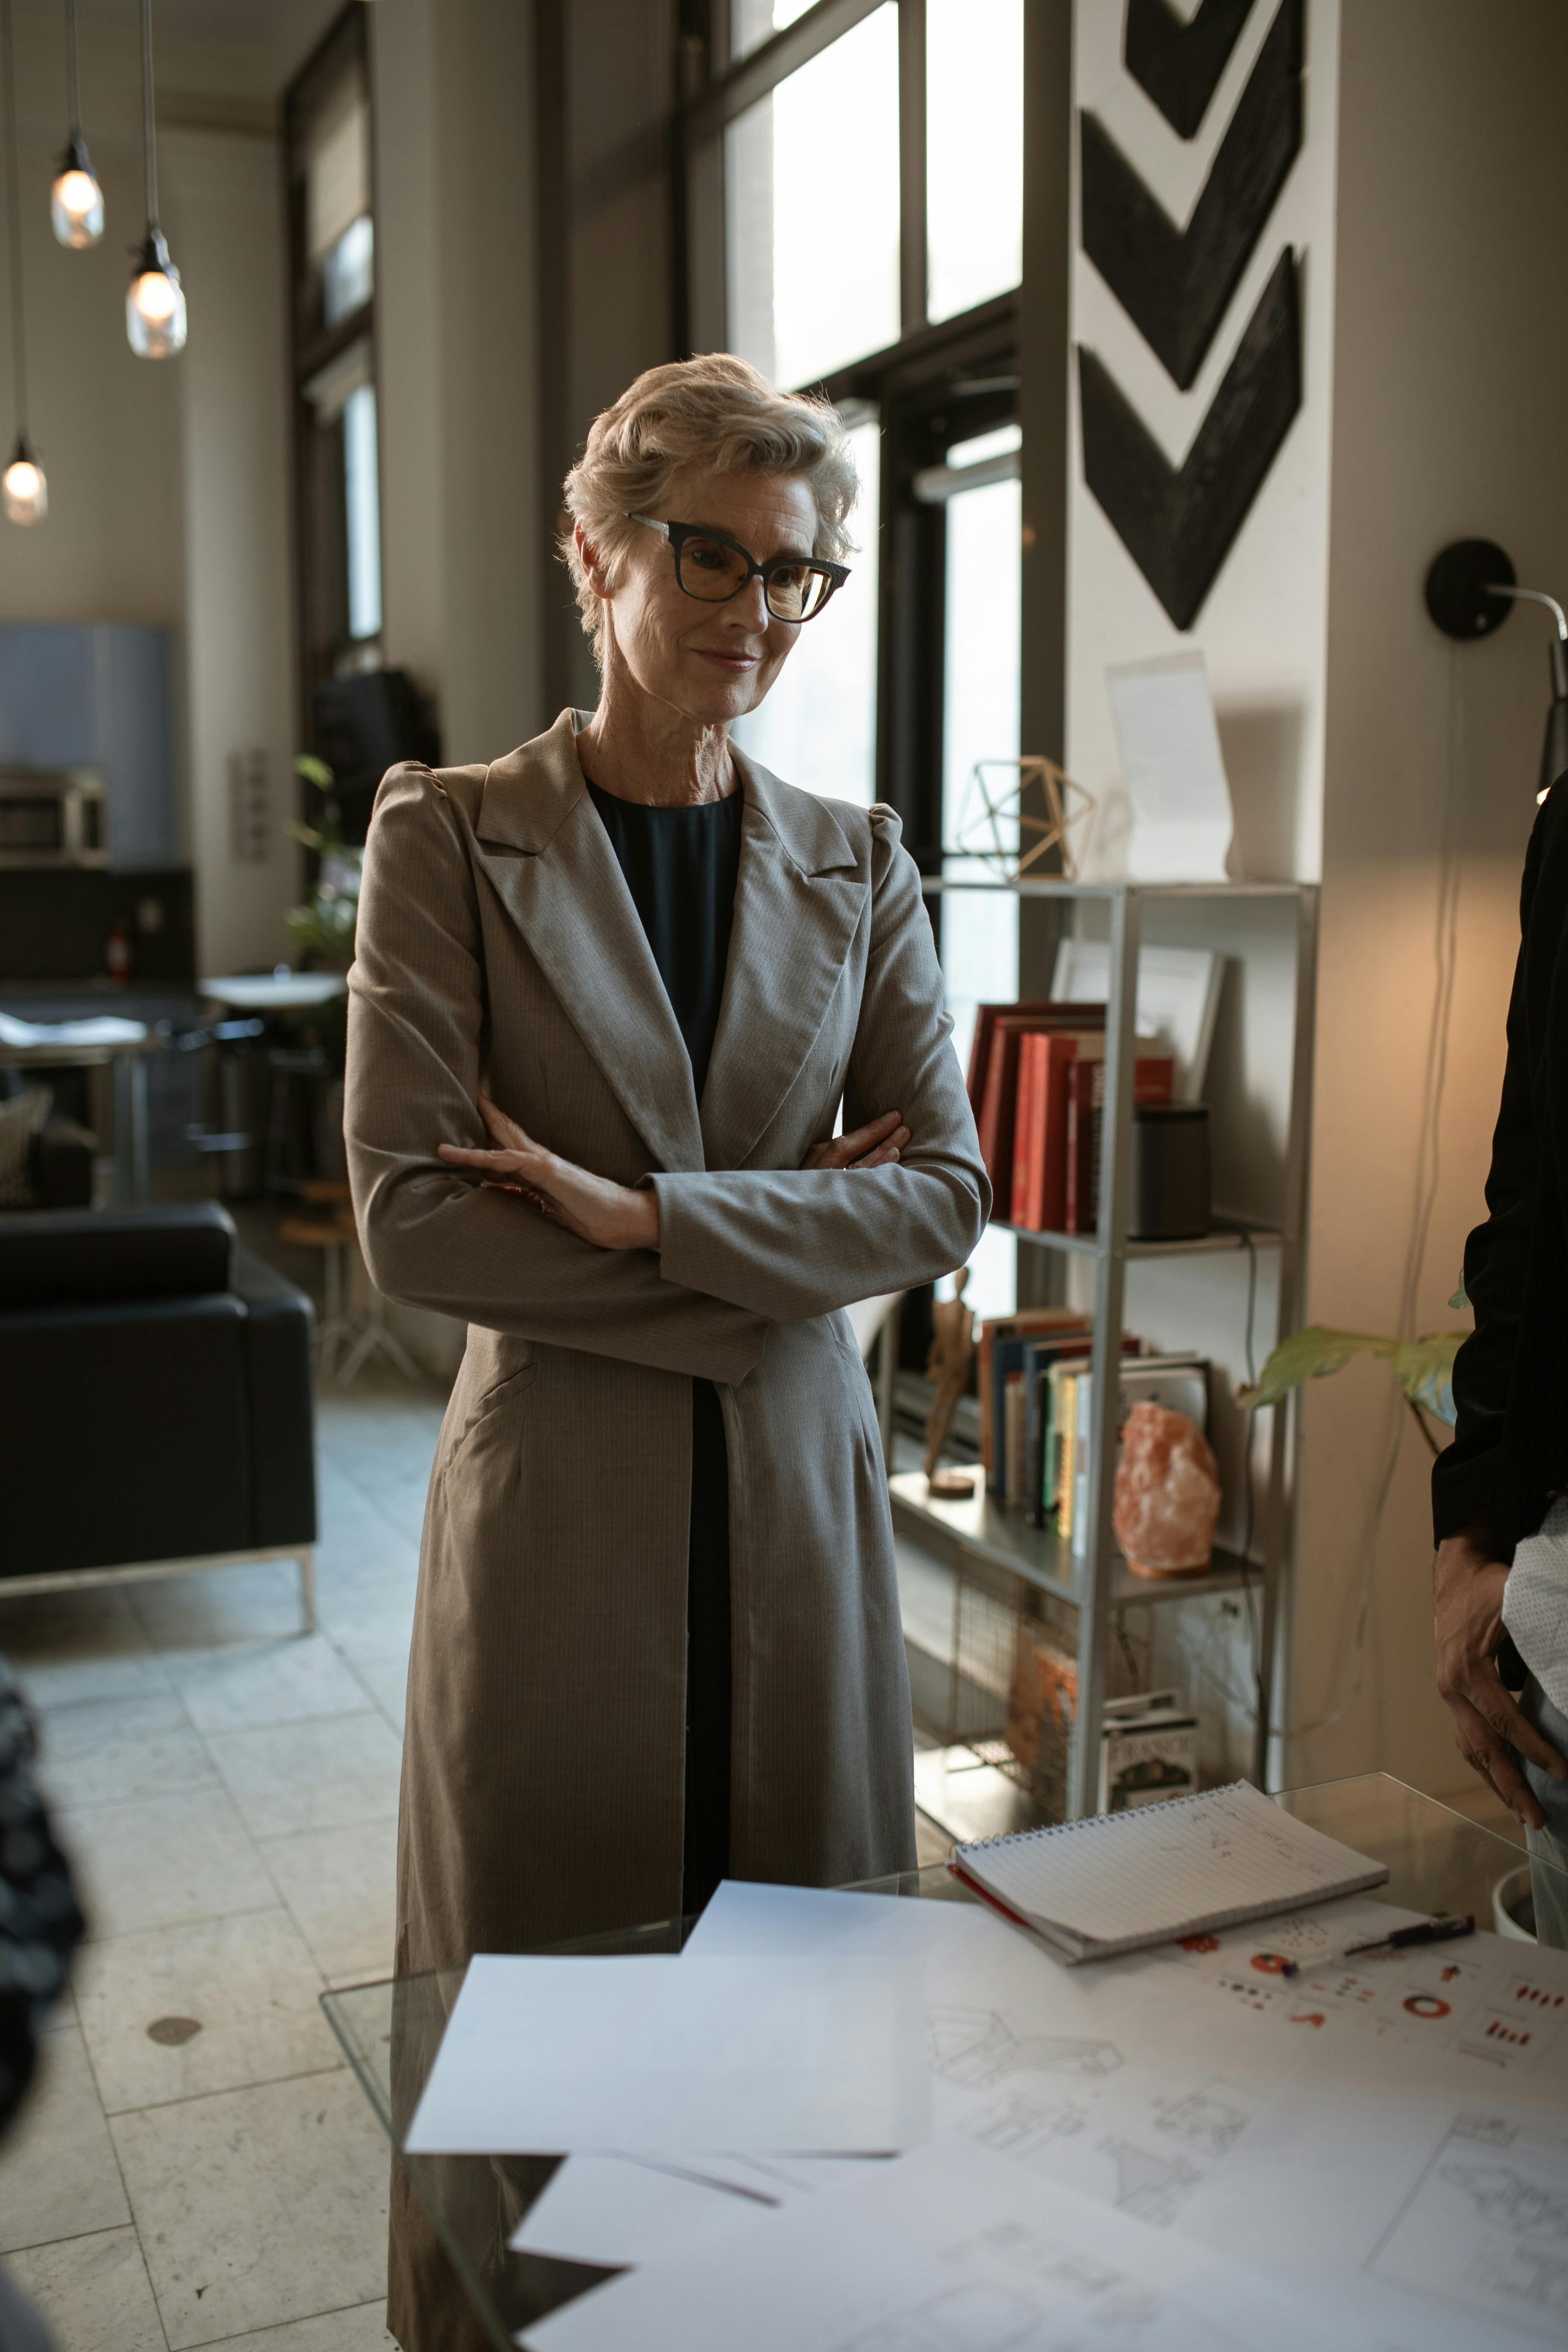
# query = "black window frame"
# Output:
<box><xmin>283</xmin><ymin>2</ymin><xmax>382</xmax><ymax>758</ymax></box>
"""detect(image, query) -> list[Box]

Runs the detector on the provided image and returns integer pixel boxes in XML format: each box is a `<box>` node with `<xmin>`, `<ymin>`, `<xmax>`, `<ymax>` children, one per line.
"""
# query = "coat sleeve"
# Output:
<box><xmin>345</xmin><ymin>764</ymin><xmax>770</xmax><ymax>1385</ymax></box>
<box><xmin>1431</xmin><ymin>801</ymin><xmax>1551</xmax><ymax>1546</ymax></box>
<box><xmin>649</xmin><ymin>807</ymin><xmax>991</xmax><ymax>1322</ymax></box>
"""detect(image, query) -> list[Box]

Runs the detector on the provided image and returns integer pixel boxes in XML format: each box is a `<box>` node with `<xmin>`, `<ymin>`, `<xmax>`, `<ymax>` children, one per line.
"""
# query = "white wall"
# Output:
<box><xmin>164</xmin><ymin>127</ymin><xmax>298</xmax><ymax>976</ymax></box>
<box><xmin>1290</xmin><ymin>0</ymin><xmax>1568</xmax><ymax>1794</ymax></box>
<box><xmin>1069</xmin><ymin>0</ymin><xmax>1340</xmax><ymax>890</ymax></box>
<box><xmin>1067</xmin><ymin>0</ymin><xmax>1568</xmax><ymax>1804</ymax></box>
<box><xmin>372</xmin><ymin>0</ymin><xmax>545</xmax><ymax>767</ymax></box>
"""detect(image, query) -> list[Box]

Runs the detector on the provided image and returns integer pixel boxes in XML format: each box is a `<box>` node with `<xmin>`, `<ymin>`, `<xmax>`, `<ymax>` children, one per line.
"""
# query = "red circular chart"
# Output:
<box><xmin>1402</xmin><ymin>1993</ymin><xmax>1452</xmax><ymax>2020</ymax></box>
<box><xmin>1251</xmin><ymin>1952</ymin><xmax>1293</xmax><ymax>1975</ymax></box>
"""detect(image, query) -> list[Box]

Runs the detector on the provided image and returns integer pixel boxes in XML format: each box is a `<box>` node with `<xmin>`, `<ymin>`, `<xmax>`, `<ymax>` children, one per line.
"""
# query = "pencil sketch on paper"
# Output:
<box><xmin>928</xmin><ymin>2008</ymin><xmax>1122</xmax><ymax>2092</ymax></box>
<box><xmin>835</xmin><ymin>2218</ymin><xmax>1169</xmax><ymax>2352</ymax></box>
<box><xmin>1368</xmin><ymin>2109</ymin><xmax>1568</xmax><ymax>2332</ymax></box>
<box><xmin>1152</xmin><ymin>2079</ymin><xmax>1256</xmax><ymax>2159</ymax></box>
<box><xmin>838</xmin><ymin>2280</ymin><xmax>1037</xmax><ymax>2352</ymax></box>
<box><xmin>961</xmin><ymin>2091</ymin><xmax>1087</xmax><ymax>2164</ymax></box>
<box><xmin>1099</xmin><ymin>2138</ymin><xmax>1205</xmax><ymax>2227</ymax></box>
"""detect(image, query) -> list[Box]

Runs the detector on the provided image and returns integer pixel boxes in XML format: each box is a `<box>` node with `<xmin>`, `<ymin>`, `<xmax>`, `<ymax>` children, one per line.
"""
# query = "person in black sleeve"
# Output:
<box><xmin>1433</xmin><ymin>779</ymin><xmax>1568</xmax><ymax>1941</ymax></box>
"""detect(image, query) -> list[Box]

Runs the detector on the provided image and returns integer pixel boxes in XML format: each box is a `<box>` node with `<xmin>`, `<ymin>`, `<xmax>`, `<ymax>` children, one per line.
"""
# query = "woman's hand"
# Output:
<box><xmin>437</xmin><ymin>1094</ymin><xmax>659</xmax><ymax>1252</ymax></box>
<box><xmin>1434</xmin><ymin>1526</ymin><xmax>1567</xmax><ymax>1826</ymax></box>
<box><xmin>802</xmin><ymin>1110</ymin><xmax>910</xmax><ymax>1172</ymax></box>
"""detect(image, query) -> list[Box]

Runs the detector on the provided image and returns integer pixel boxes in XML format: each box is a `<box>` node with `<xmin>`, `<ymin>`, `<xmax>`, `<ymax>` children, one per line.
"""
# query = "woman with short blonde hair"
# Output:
<box><xmin>346</xmin><ymin>352</ymin><xmax>988</xmax><ymax>2352</ymax></box>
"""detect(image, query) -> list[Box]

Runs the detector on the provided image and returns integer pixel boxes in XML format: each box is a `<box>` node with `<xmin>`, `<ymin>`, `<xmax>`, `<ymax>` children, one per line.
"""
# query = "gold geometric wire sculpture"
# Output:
<box><xmin>945</xmin><ymin>756</ymin><xmax>1096</xmax><ymax>882</ymax></box>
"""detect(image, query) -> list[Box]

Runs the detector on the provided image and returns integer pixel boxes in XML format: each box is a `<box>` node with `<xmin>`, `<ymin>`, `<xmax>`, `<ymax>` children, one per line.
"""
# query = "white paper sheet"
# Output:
<box><xmin>522</xmin><ymin>2131</ymin><xmax>1383</xmax><ymax>2352</ymax></box>
<box><xmin>1154</xmin><ymin>1898</ymin><xmax>1568</xmax><ymax>2104</ymax></box>
<box><xmin>1108</xmin><ymin>651</ymin><xmax>1234</xmax><ymax>881</ymax></box>
<box><xmin>942</xmin><ymin>2047</ymin><xmax>1568</xmax><ymax>2352</ymax></box>
<box><xmin>403</xmin><ymin>1953</ymin><xmax>929</xmax><ymax>2155</ymax></box>
<box><xmin>507</xmin><ymin>2153</ymin><xmax>785</xmax><ymax>2265</ymax></box>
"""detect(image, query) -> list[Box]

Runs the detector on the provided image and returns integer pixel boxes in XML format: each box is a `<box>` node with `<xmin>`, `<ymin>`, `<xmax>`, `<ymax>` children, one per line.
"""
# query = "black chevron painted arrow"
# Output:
<box><xmin>1078</xmin><ymin>247</ymin><xmax>1302</xmax><ymax>631</ymax></box>
<box><xmin>1126</xmin><ymin>0</ymin><xmax>1256</xmax><ymax>140</ymax></box>
<box><xmin>1081</xmin><ymin>0</ymin><xmax>1302</xmax><ymax>390</ymax></box>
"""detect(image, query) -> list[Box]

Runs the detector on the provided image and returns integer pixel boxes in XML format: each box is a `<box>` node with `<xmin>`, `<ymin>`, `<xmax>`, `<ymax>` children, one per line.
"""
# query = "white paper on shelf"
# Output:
<box><xmin>522</xmin><ymin>2131</ymin><xmax>1384</xmax><ymax>2352</ymax></box>
<box><xmin>403</xmin><ymin>1953</ymin><xmax>929</xmax><ymax>2155</ymax></box>
<box><xmin>684</xmin><ymin>1878</ymin><xmax>998</xmax><ymax>1961</ymax></box>
<box><xmin>1107</xmin><ymin>650</ymin><xmax>1234</xmax><ymax>882</ymax></box>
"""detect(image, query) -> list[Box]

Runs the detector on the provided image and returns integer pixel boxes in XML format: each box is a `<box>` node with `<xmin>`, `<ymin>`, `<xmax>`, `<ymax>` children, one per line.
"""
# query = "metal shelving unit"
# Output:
<box><xmin>895</xmin><ymin>874</ymin><xmax>1318</xmax><ymax>1820</ymax></box>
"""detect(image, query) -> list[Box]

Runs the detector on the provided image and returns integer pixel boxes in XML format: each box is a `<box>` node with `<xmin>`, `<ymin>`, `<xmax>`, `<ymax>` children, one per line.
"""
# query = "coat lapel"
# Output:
<box><xmin>470</xmin><ymin>712</ymin><xmax>705</xmax><ymax>1174</ymax></box>
<box><xmin>702</xmin><ymin>753</ymin><xmax>867</xmax><ymax>1170</ymax></box>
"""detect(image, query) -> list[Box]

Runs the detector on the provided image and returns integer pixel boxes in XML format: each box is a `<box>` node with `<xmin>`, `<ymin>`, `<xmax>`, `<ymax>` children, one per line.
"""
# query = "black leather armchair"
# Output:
<box><xmin>0</xmin><ymin>1204</ymin><xmax>318</xmax><ymax>1623</ymax></box>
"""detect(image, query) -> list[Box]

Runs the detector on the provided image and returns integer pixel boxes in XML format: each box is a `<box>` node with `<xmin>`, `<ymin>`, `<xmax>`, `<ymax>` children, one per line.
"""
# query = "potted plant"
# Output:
<box><xmin>1238</xmin><ymin>1290</ymin><xmax>1469</xmax><ymax>1453</ymax></box>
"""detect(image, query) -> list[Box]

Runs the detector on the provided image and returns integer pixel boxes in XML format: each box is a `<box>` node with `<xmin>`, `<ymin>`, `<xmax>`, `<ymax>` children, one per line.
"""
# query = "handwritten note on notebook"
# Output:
<box><xmin>952</xmin><ymin>1781</ymin><xmax>1388</xmax><ymax>1964</ymax></box>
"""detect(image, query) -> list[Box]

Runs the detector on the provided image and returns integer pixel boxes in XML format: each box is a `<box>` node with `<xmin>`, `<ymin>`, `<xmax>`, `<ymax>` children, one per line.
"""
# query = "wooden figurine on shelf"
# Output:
<box><xmin>923</xmin><ymin>1266</ymin><xmax>977</xmax><ymax>1499</ymax></box>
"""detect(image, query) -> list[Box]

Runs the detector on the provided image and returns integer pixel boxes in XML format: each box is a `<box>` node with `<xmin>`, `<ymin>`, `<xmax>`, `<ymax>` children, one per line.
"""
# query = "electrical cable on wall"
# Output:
<box><xmin>1284</xmin><ymin>642</ymin><xmax>1467</xmax><ymax>1746</ymax></box>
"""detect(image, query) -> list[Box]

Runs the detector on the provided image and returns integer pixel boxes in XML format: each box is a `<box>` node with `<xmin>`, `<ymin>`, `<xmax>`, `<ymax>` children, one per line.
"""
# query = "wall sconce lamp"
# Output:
<box><xmin>126</xmin><ymin>0</ymin><xmax>185</xmax><ymax>358</ymax></box>
<box><xmin>50</xmin><ymin>0</ymin><xmax>103</xmax><ymax>249</ymax></box>
<box><xmin>1426</xmin><ymin>538</ymin><xmax>1568</xmax><ymax>806</ymax></box>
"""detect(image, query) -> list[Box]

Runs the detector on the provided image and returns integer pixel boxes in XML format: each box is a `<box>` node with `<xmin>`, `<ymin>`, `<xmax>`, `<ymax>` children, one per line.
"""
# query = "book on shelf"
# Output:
<box><xmin>1057</xmin><ymin>1355</ymin><xmax>1212</xmax><ymax>1555</ymax></box>
<box><xmin>973</xmin><ymin>1005</ymin><xmax>1106</xmax><ymax>1222</ymax></box>
<box><xmin>1010</xmin><ymin>1030</ymin><xmax>1107</xmax><ymax>1233</ymax></box>
<box><xmin>1062</xmin><ymin>1050</ymin><xmax>1176</xmax><ymax>1235</ymax></box>
<box><xmin>1026</xmin><ymin>1336</ymin><xmax>1140</xmax><ymax>1526</ymax></box>
<box><xmin>976</xmin><ymin>1310</ymin><xmax>1090</xmax><ymax>1490</ymax></box>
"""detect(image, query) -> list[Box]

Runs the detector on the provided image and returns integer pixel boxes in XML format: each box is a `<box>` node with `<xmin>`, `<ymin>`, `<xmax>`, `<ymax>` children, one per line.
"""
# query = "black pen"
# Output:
<box><xmin>1339</xmin><ymin>1912</ymin><xmax>1476</xmax><ymax>1961</ymax></box>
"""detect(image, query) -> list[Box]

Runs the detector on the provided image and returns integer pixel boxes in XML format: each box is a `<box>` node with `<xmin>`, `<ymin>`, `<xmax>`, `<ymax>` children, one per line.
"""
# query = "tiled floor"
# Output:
<box><xmin>2</xmin><ymin>1364</ymin><xmax>952</xmax><ymax>2352</ymax></box>
<box><xmin>0</xmin><ymin>1373</ymin><xmax>444</xmax><ymax>2352</ymax></box>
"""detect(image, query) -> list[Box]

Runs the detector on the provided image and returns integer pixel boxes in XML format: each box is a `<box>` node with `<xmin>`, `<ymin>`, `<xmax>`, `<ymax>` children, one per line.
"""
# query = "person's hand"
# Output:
<box><xmin>1434</xmin><ymin>1526</ymin><xmax>1567</xmax><ymax>1828</ymax></box>
<box><xmin>802</xmin><ymin>1110</ymin><xmax>910</xmax><ymax>1172</ymax></box>
<box><xmin>437</xmin><ymin>1094</ymin><xmax>659</xmax><ymax>1251</ymax></box>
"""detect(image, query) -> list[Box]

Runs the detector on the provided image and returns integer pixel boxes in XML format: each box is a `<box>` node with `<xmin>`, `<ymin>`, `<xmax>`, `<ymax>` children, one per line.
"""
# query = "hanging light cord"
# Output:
<box><xmin>140</xmin><ymin>0</ymin><xmax>158</xmax><ymax>231</ymax></box>
<box><xmin>0</xmin><ymin>0</ymin><xmax>28</xmax><ymax>441</ymax></box>
<box><xmin>65</xmin><ymin>0</ymin><xmax>80</xmax><ymax>142</ymax></box>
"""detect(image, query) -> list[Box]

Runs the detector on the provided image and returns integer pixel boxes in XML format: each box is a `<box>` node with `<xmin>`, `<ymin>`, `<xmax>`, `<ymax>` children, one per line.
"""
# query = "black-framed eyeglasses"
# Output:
<box><xmin>626</xmin><ymin>513</ymin><xmax>849</xmax><ymax>623</ymax></box>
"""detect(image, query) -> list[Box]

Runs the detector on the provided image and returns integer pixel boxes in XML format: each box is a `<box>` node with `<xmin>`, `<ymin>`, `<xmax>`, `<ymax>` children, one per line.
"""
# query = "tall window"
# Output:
<box><xmin>286</xmin><ymin>6</ymin><xmax>382</xmax><ymax>721</ymax></box>
<box><xmin>688</xmin><ymin>0</ymin><xmax>1027</xmax><ymax>1313</ymax></box>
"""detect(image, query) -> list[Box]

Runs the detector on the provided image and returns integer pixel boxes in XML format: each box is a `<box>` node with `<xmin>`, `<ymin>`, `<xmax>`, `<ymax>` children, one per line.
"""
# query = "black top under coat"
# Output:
<box><xmin>585</xmin><ymin>778</ymin><xmax>744</xmax><ymax>1105</ymax></box>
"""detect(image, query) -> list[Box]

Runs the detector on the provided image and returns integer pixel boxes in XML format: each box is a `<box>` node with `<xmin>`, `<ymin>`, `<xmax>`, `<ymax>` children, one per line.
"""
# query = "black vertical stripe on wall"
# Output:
<box><xmin>1124</xmin><ymin>0</ymin><xmax>1256</xmax><ymax>140</ymax></box>
<box><xmin>1077</xmin><ymin>247</ymin><xmax>1302</xmax><ymax>631</ymax></box>
<box><xmin>1081</xmin><ymin>0</ymin><xmax>1302</xmax><ymax>391</ymax></box>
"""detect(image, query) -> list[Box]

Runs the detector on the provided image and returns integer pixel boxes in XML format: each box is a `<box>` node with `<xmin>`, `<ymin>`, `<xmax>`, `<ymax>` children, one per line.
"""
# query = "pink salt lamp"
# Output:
<box><xmin>1113</xmin><ymin>1401</ymin><xmax>1221</xmax><ymax>1578</ymax></box>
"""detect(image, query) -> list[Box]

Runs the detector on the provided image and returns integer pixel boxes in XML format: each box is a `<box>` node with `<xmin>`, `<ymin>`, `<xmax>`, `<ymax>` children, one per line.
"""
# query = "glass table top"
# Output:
<box><xmin>321</xmin><ymin>1773</ymin><xmax>1558</xmax><ymax>2351</ymax></box>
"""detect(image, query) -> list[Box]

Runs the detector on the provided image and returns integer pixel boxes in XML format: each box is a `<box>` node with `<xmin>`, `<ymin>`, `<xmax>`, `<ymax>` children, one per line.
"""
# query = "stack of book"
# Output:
<box><xmin>966</xmin><ymin>1001</ymin><xmax>1175</xmax><ymax>1233</ymax></box>
<box><xmin>977</xmin><ymin>1311</ymin><xmax>1211</xmax><ymax>1546</ymax></box>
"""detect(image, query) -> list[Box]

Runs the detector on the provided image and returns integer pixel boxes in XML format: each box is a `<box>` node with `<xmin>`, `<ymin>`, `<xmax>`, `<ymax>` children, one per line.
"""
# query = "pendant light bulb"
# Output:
<box><xmin>3</xmin><ymin>437</ymin><xmax>46</xmax><ymax>526</ymax></box>
<box><xmin>126</xmin><ymin>226</ymin><xmax>185</xmax><ymax>359</ymax></box>
<box><xmin>127</xmin><ymin>0</ymin><xmax>183</xmax><ymax>358</ymax></box>
<box><xmin>51</xmin><ymin>136</ymin><xmax>103</xmax><ymax>249</ymax></box>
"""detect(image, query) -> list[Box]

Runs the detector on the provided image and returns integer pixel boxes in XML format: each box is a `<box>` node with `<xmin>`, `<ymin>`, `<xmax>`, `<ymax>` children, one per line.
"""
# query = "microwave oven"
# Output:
<box><xmin>0</xmin><ymin>768</ymin><xmax>108</xmax><ymax>866</ymax></box>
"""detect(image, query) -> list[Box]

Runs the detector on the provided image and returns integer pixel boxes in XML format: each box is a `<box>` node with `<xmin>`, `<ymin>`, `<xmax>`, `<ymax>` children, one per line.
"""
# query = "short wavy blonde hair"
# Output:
<box><xmin>561</xmin><ymin>353</ymin><xmax>860</xmax><ymax>664</ymax></box>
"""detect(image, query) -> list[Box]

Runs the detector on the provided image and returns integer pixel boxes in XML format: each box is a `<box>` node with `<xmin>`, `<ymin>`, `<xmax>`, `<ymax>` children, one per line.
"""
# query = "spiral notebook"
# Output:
<box><xmin>950</xmin><ymin>1780</ymin><xmax>1389</xmax><ymax>1964</ymax></box>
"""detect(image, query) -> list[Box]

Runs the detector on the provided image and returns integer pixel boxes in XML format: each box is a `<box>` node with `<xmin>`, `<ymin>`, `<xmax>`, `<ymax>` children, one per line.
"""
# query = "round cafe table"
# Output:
<box><xmin>198</xmin><ymin>970</ymin><xmax>347</xmax><ymax>1013</ymax></box>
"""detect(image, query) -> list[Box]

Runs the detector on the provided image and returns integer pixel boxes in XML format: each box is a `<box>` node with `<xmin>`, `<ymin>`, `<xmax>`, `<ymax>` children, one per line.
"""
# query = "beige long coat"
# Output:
<box><xmin>348</xmin><ymin>710</ymin><xmax>986</xmax><ymax>2344</ymax></box>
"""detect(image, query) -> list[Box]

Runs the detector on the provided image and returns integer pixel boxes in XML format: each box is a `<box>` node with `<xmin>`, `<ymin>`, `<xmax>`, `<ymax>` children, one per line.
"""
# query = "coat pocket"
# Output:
<box><xmin>441</xmin><ymin>1358</ymin><xmax>536</xmax><ymax>1484</ymax></box>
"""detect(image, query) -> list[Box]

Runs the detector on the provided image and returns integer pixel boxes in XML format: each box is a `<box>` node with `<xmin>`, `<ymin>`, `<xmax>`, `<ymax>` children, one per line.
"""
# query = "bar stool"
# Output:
<box><xmin>279</xmin><ymin>1181</ymin><xmax>421</xmax><ymax>1387</ymax></box>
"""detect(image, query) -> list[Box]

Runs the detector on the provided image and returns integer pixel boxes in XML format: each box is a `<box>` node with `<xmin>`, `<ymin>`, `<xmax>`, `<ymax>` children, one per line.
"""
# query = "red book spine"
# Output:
<box><xmin>1065</xmin><ymin>1058</ymin><xmax>1096</xmax><ymax>1235</ymax></box>
<box><xmin>1038</xmin><ymin>1036</ymin><xmax>1083</xmax><ymax>1234</ymax></box>
<box><xmin>1011</xmin><ymin>1035</ymin><xmax>1044</xmax><ymax>1229</ymax></box>
<box><xmin>977</xmin><ymin>1026</ymin><xmax>1010</xmax><ymax>1206</ymax></box>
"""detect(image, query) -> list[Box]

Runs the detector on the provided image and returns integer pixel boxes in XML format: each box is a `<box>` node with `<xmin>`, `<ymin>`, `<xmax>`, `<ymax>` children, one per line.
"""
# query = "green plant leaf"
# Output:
<box><xmin>1392</xmin><ymin>1332</ymin><xmax>1464</xmax><ymax>1426</ymax></box>
<box><xmin>294</xmin><ymin>753</ymin><xmax>334</xmax><ymax>791</ymax></box>
<box><xmin>1237</xmin><ymin>1326</ymin><xmax>1400</xmax><ymax>1411</ymax></box>
<box><xmin>1448</xmin><ymin>1279</ymin><xmax>1470</xmax><ymax>1311</ymax></box>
